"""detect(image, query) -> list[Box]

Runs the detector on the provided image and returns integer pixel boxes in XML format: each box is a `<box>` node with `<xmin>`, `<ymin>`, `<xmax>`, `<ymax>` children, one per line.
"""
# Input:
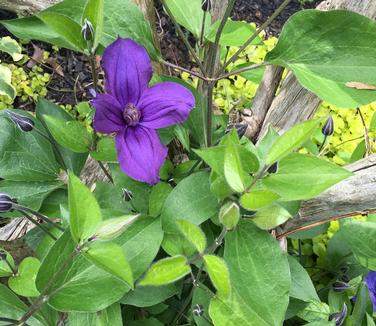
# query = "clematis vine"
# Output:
<box><xmin>91</xmin><ymin>38</ymin><xmax>195</xmax><ymax>184</ymax></box>
<box><xmin>366</xmin><ymin>271</ymin><xmax>376</xmax><ymax>312</ymax></box>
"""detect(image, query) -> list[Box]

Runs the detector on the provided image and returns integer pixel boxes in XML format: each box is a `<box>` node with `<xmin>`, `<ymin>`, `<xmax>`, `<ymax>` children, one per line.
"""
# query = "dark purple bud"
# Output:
<box><xmin>225</xmin><ymin>124</ymin><xmax>248</xmax><ymax>139</ymax></box>
<box><xmin>341</xmin><ymin>274</ymin><xmax>350</xmax><ymax>283</ymax></box>
<box><xmin>0</xmin><ymin>250</ymin><xmax>6</xmax><ymax>260</ymax></box>
<box><xmin>122</xmin><ymin>188</ymin><xmax>134</xmax><ymax>202</ymax></box>
<box><xmin>81</xmin><ymin>19</ymin><xmax>94</xmax><ymax>41</ymax></box>
<box><xmin>329</xmin><ymin>303</ymin><xmax>347</xmax><ymax>326</ymax></box>
<box><xmin>201</xmin><ymin>0</ymin><xmax>212</xmax><ymax>11</ymax></box>
<box><xmin>89</xmin><ymin>88</ymin><xmax>97</xmax><ymax>98</ymax></box>
<box><xmin>7</xmin><ymin>110</ymin><xmax>34</xmax><ymax>132</ymax></box>
<box><xmin>322</xmin><ymin>114</ymin><xmax>334</xmax><ymax>137</ymax></box>
<box><xmin>332</xmin><ymin>281</ymin><xmax>351</xmax><ymax>292</ymax></box>
<box><xmin>267</xmin><ymin>161</ymin><xmax>279</xmax><ymax>174</ymax></box>
<box><xmin>0</xmin><ymin>193</ymin><xmax>15</xmax><ymax>213</ymax></box>
<box><xmin>193</xmin><ymin>304</ymin><xmax>204</xmax><ymax>317</ymax></box>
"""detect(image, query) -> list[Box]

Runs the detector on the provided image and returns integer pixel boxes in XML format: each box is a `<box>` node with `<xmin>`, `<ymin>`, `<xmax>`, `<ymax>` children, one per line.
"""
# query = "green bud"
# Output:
<box><xmin>91</xmin><ymin>214</ymin><xmax>140</xmax><ymax>241</ymax></box>
<box><xmin>219</xmin><ymin>202</ymin><xmax>240</xmax><ymax>230</ymax></box>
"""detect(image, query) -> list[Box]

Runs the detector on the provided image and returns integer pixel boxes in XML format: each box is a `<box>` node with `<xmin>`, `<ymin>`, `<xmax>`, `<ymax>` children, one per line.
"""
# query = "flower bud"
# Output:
<box><xmin>92</xmin><ymin>214</ymin><xmax>140</xmax><ymax>241</ymax></box>
<box><xmin>219</xmin><ymin>202</ymin><xmax>240</xmax><ymax>230</ymax></box>
<box><xmin>201</xmin><ymin>0</ymin><xmax>212</xmax><ymax>11</ymax></box>
<box><xmin>193</xmin><ymin>304</ymin><xmax>204</xmax><ymax>317</ymax></box>
<box><xmin>329</xmin><ymin>303</ymin><xmax>347</xmax><ymax>326</ymax></box>
<box><xmin>322</xmin><ymin>114</ymin><xmax>334</xmax><ymax>137</ymax></box>
<box><xmin>0</xmin><ymin>193</ymin><xmax>15</xmax><ymax>213</ymax></box>
<box><xmin>122</xmin><ymin>188</ymin><xmax>134</xmax><ymax>202</ymax></box>
<box><xmin>6</xmin><ymin>110</ymin><xmax>34</xmax><ymax>132</ymax></box>
<box><xmin>0</xmin><ymin>250</ymin><xmax>6</xmax><ymax>261</ymax></box>
<box><xmin>267</xmin><ymin>161</ymin><xmax>279</xmax><ymax>174</ymax></box>
<box><xmin>332</xmin><ymin>281</ymin><xmax>351</xmax><ymax>292</ymax></box>
<box><xmin>225</xmin><ymin>124</ymin><xmax>248</xmax><ymax>139</ymax></box>
<box><xmin>81</xmin><ymin>19</ymin><xmax>94</xmax><ymax>41</ymax></box>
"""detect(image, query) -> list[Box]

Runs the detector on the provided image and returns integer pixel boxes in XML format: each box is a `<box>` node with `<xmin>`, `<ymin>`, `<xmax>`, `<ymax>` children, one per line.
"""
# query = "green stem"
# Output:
<box><xmin>97</xmin><ymin>160</ymin><xmax>114</xmax><ymax>184</ymax></box>
<box><xmin>159</xmin><ymin>59</ymin><xmax>207</xmax><ymax>81</ymax></box>
<box><xmin>199</xmin><ymin>9</ymin><xmax>207</xmax><ymax>47</ymax></box>
<box><xmin>16</xmin><ymin>210</ymin><xmax>57</xmax><ymax>241</ymax></box>
<box><xmin>206</xmin><ymin>83</ymin><xmax>214</xmax><ymax>147</ymax></box>
<box><xmin>89</xmin><ymin>55</ymin><xmax>98</xmax><ymax>92</ymax></box>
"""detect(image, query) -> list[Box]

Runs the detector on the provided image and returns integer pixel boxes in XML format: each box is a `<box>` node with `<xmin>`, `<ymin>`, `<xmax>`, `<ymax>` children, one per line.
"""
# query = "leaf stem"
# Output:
<box><xmin>89</xmin><ymin>55</ymin><xmax>98</xmax><ymax>92</ymax></box>
<box><xmin>15</xmin><ymin>210</ymin><xmax>57</xmax><ymax>241</ymax></box>
<box><xmin>357</xmin><ymin>107</ymin><xmax>372</xmax><ymax>156</ymax></box>
<box><xmin>159</xmin><ymin>59</ymin><xmax>207</xmax><ymax>81</ymax></box>
<box><xmin>97</xmin><ymin>160</ymin><xmax>114</xmax><ymax>183</ymax></box>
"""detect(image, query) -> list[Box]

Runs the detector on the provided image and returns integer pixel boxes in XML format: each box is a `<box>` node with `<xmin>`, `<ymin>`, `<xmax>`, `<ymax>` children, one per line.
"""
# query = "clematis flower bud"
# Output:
<box><xmin>322</xmin><ymin>114</ymin><xmax>334</xmax><ymax>137</ymax></box>
<box><xmin>193</xmin><ymin>304</ymin><xmax>204</xmax><ymax>317</ymax></box>
<box><xmin>219</xmin><ymin>202</ymin><xmax>240</xmax><ymax>230</ymax></box>
<box><xmin>122</xmin><ymin>188</ymin><xmax>134</xmax><ymax>202</ymax></box>
<box><xmin>332</xmin><ymin>281</ymin><xmax>351</xmax><ymax>292</ymax></box>
<box><xmin>0</xmin><ymin>193</ymin><xmax>15</xmax><ymax>213</ymax></box>
<box><xmin>81</xmin><ymin>19</ymin><xmax>94</xmax><ymax>41</ymax></box>
<box><xmin>201</xmin><ymin>0</ymin><xmax>212</xmax><ymax>11</ymax></box>
<box><xmin>329</xmin><ymin>303</ymin><xmax>347</xmax><ymax>326</ymax></box>
<box><xmin>6</xmin><ymin>110</ymin><xmax>34</xmax><ymax>132</ymax></box>
<box><xmin>225</xmin><ymin>124</ymin><xmax>248</xmax><ymax>139</ymax></box>
<box><xmin>267</xmin><ymin>161</ymin><xmax>279</xmax><ymax>174</ymax></box>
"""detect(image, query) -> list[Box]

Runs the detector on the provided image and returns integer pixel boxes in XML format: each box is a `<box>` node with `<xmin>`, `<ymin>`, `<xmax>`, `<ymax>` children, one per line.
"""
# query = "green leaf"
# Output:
<box><xmin>297</xmin><ymin>300</ymin><xmax>330</xmax><ymax>323</ymax></box>
<box><xmin>162</xmin><ymin>233</ymin><xmax>196</xmax><ymax>257</ymax></box>
<box><xmin>84</xmin><ymin>241</ymin><xmax>134</xmax><ymax>288</ymax></box>
<box><xmin>176</xmin><ymin>219</ymin><xmax>206</xmax><ymax>254</ymax></box>
<box><xmin>206</xmin><ymin>19</ymin><xmax>262</xmax><ymax>46</ymax></box>
<box><xmin>68</xmin><ymin>171</ymin><xmax>102</xmax><ymax>243</ymax></box>
<box><xmin>350</xmin><ymin>282</ymin><xmax>373</xmax><ymax>326</ymax></box>
<box><xmin>288</xmin><ymin>256</ymin><xmax>319</xmax><ymax>302</ymax></box>
<box><xmin>93</xmin><ymin>214</ymin><xmax>139</xmax><ymax>241</ymax></box>
<box><xmin>0</xmin><ymin>36</ymin><xmax>23</xmax><ymax>61</ymax></box>
<box><xmin>68</xmin><ymin>303</ymin><xmax>122</xmax><ymax>326</ymax></box>
<box><xmin>38</xmin><ymin>12</ymin><xmax>86</xmax><ymax>51</ymax></box>
<box><xmin>263</xmin><ymin>153</ymin><xmax>352</xmax><ymax>201</ymax></box>
<box><xmin>139</xmin><ymin>255</ymin><xmax>191</xmax><ymax>286</ymax></box>
<box><xmin>266</xmin><ymin>119</ymin><xmax>320</xmax><ymax>165</ymax></box>
<box><xmin>240</xmin><ymin>190</ymin><xmax>280</xmax><ymax>210</ymax></box>
<box><xmin>0</xmin><ymin>284</ymin><xmax>48</xmax><ymax>325</ymax></box>
<box><xmin>161</xmin><ymin>172</ymin><xmax>218</xmax><ymax>234</ymax></box>
<box><xmin>43</xmin><ymin>115</ymin><xmax>92</xmax><ymax>153</ymax></box>
<box><xmin>0</xmin><ymin>250</ymin><xmax>15</xmax><ymax>277</ymax></box>
<box><xmin>367</xmin><ymin>313</ymin><xmax>376</xmax><ymax>326</ymax></box>
<box><xmin>0</xmin><ymin>65</ymin><xmax>16</xmax><ymax>100</ymax></box>
<box><xmin>8</xmin><ymin>257</ymin><xmax>41</xmax><ymax>297</ymax></box>
<box><xmin>209</xmin><ymin>221</ymin><xmax>290</xmax><ymax>326</ymax></box>
<box><xmin>149</xmin><ymin>182</ymin><xmax>172</xmax><ymax>217</ymax></box>
<box><xmin>83</xmin><ymin>0</ymin><xmax>104</xmax><ymax>49</ymax></box>
<box><xmin>266</xmin><ymin>10</ymin><xmax>376</xmax><ymax>108</ymax></box>
<box><xmin>164</xmin><ymin>0</ymin><xmax>210</xmax><ymax>37</ymax></box>
<box><xmin>203</xmin><ymin>255</ymin><xmax>230</xmax><ymax>299</ymax></box>
<box><xmin>192</xmin><ymin>285</ymin><xmax>212</xmax><ymax>326</ymax></box>
<box><xmin>251</xmin><ymin>203</ymin><xmax>292</xmax><ymax>229</ymax></box>
<box><xmin>224</xmin><ymin>141</ymin><xmax>246</xmax><ymax>192</ymax></box>
<box><xmin>90</xmin><ymin>137</ymin><xmax>117</xmax><ymax>161</ymax></box>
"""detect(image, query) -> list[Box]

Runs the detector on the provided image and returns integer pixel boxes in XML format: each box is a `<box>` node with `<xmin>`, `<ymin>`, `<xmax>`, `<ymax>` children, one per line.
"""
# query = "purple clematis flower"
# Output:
<box><xmin>91</xmin><ymin>38</ymin><xmax>195</xmax><ymax>184</ymax></box>
<box><xmin>366</xmin><ymin>271</ymin><xmax>376</xmax><ymax>311</ymax></box>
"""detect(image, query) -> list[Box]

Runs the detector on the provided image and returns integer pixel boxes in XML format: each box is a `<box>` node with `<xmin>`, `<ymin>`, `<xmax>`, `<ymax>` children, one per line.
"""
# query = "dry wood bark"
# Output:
<box><xmin>0</xmin><ymin>0</ymin><xmax>61</xmax><ymax>15</ymax></box>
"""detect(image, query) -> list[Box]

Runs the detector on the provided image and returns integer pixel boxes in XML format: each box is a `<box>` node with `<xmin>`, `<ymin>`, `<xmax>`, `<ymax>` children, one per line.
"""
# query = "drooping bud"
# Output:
<box><xmin>6</xmin><ymin>110</ymin><xmax>34</xmax><ymax>132</ymax></box>
<box><xmin>332</xmin><ymin>281</ymin><xmax>351</xmax><ymax>292</ymax></box>
<box><xmin>201</xmin><ymin>0</ymin><xmax>212</xmax><ymax>11</ymax></box>
<box><xmin>267</xmin><ymin>161</ymin><xmax>279</xmax><ymax>174</ymax></box>
<box><xmin>225</xmin><ymin>124</ymin><xmax>248</xmax><ymax>139</ymax></box>
<box><xmin>322</xmin><ymin>114</ymin><xmax>334</xmax><ymax>137</ymax></box>
<box><xmin>329</xmin><ymin>303</ymin><xmax>347</xmax><ymax>326</ymax></box>
<box><xmin>193</xmin><ymin>304</ymin><xmax>204</xmax><ymax>317</ymax></box>
<box><xmin>81</xmin><ymin>19</ymin><xmax>94</xmax><ymax>41</ymax></box>
<box><xmin>0</xmin><ymin>193</ymin><xmax>15</xmax><ymax>213</ymax></box>
<box><xmin>92</xmin><ymin>214</ymin><xmax>140</xmax><ymax>241</ymax></box>
<box><xmin>219</xmin><ymin>202</ymin><xmax>240</xmax><ymax>230</ymax></box>
<box><xmin>122</xmin><ymin>188</ymin><xmax>134</xmax><ymax>202</ymax></box>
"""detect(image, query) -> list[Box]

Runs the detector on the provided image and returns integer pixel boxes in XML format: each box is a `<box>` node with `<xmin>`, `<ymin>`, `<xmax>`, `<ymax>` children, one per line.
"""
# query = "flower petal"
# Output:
<box><xmin>102</xmin><ymin>38</ymin><xmax>152</xmax><ymax>106</ymax></box>
<box><xmin>115</xmin><ymin>126</ymin><xmax>167</xmax><ymax>184</ymax></box>
<box><xmin>138</xmin><ymin>82</ymin><xmax>195</xmax><ymax>129</ymax></box>
<box><xmin>92</xmin><ymin>93</ymin><xmax>124</xmax><ymax>134</ymax></box>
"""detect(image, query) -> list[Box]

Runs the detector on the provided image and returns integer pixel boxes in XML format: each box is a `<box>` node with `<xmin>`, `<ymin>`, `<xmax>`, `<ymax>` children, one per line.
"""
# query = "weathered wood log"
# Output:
<box><xmin>280</xmin><ymin>154</ymin><xmax>376</xmax><ymax>236</ymax></box>
<box><xmin>0</xmin><ymin>0</ymin><xmax>61</xmax><ymax>15</ymax></box>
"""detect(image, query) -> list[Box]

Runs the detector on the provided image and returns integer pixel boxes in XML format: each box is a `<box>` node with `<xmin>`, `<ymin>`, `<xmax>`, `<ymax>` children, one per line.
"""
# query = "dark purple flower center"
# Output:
<box><xmin>123</xmin><ymin>103</ymin><xmax>141</xmax><ymax>126</ymax></box>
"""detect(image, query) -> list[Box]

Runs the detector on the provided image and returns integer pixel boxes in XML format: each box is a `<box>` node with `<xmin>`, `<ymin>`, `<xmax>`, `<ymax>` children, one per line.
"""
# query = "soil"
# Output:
<box><xmin>0</xmin><ymin>0</ymin><xmax>321</xmax><ymax>108</ymax></box>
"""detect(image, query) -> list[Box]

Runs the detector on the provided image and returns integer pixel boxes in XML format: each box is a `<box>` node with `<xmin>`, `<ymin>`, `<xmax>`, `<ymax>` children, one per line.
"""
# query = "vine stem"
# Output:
<box><xmin>97</xmin><ymin>160</ymin><xmax>114</xmax><ymax>183</ymax></box>
<box><xmin>357</xmin><ymin>107</ymin><xmax>372</xmax><ymax>156</ymax></box>
<box><xmin>89</xmin><ymin>55</ymin><xmax>98</xmax><ymax>92</ymax></box>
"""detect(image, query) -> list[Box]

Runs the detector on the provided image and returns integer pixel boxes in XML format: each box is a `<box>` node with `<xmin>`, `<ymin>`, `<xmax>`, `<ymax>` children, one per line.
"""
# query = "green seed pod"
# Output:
<box><xmin>219</xmin><ymin>202</ymin><xmax>240</xmax><ymax>230</ymax></box>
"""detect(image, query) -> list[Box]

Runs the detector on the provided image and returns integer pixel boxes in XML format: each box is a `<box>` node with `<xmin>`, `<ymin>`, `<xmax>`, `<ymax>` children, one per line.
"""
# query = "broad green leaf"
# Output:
<box><xmin>161</xmin><ymin>172</ymin><xmax>218</xmax><ymax>234</ymax></box>
<box><xmin>0</xmin><ymin>65</ymin><xmax>16</xmax><ymax>100</ymax></box>
<box><xmin>0</xmin><ymin>250</ymin><xmax>15</xmax><ymax>277</ymax></box>
<box><xmin>149</xmin><ymin>182</ymin><xmax>172</xmax><ymax>217</ymax></box>
<box><xmin>224</xmin><ymin>141</ymin><xmax>246</xmax><ymax>192</ymax></box>
<box><xmin>139</xmin><ymin>255</ymin><xmax>191</xmax><ymax>286</ymax></box>
<box><xmin>297</xmin><ymin>300</ymin><xmax>330</xmax><ymax>323</ymax></box>
<box><xmin>36</xmin><ymin>98</ymin><xmax>88</xmax><ymax>175</ymax></box>
<box><xmin>263</xmin><ymin>153</ymin><xmax>352</xmax><ymax>201</ymax></box>
<box><xmin>341</xmin><ymin>220</ymin><xmax>376</xmax><ymax>268</ymax></box>
<box><xmin>266</xmin><ymin>119</ymin><xmax>320</xmax><ymax>165</ymax></box>
<box><xmin>0</xmin><ymin>36</ymin><xmax>23</xmax><ymax>61</ymax></box>
<box><xmin>68</xmin><ymin>303</ymin><xmax>122</xmax><ymax>326</ymax></box>
<box><xmin>266</xmin><ymin>10</ymin><xmax>376</xmax><ymax>108</ymax></box>
<box><xmin>68</xmin><ymin>172</ymin><xmax>102</xmax><ymax>243</ymax></box>
<box><xmin>0</xmin><ymin>284</ymin><xmax>47</xmax><ymax>326</ymax></box>
<box><xmin>288</xmin><ymin>256</ymin><xmax>319</xmax><ymax>302</ymax></box>
<box><xmin>161</xmin><ymin>232</ymin><xmax>196</xmax><ymax>257</ymax></box>
<box><xmin>43</xmin><ymin>115</ymin><xmax>92</xmax><ymax>153</ymax></box>
<box><xmin>240</xmin><ymin>190</ymin><xmax>280</xmax><ymax>210</ymax></box>
<box><xmin>90</xmin><ymin>137</ymin><xmax>117</xmax><ymax>161</ymax></box>
<box><xmin>8</xmin><ymin>257</ymin><xmax>40</xmax><ymax>297</ymax></box>
<box><xmin>38</xmin><ymin>12</ymin><xmax>86</xmax><ymax>51</ymax></box>
<box><xmin>210</xmin><ymin>172</ymin><xmax>234</xmax><ymax>200</ymax></box>
<box><xmin>206</xmin><ymin>19</ymin><xmax>262</xmax><ymax>46</ymax></box>
<box><xmin>84</xmin><ymin>241</ymin><xmax>133</xmax><ymax>288</ymax></box>
<box><xmin>209</xmin><ymin>221</ymin><xmax>290</xmax><ymax>326</ymax></box>
<box><xmin>164</xmin><ymin>0</ymin><xmax>210</xmax><ymax>37</ymax></box>
<box><xmin>350</xmin><ymin>282</ymin><xmax>373</xmax><ymax>326</ymax></box>
<box><xmin>83</xmin><ymin>0</ymin><xmax>104</xmax><ymax>49</ymax></box>
<box><xmin>251</xmin><ymin>203</ymin><xmax>292</xmax><ymax>230</ymax></box>
<box><xmin>129</xmin><ymin>318</ymin><xmax>164</xmax><ymax>326</ymax></box>
<box><xmin>203</xmin><ymin>255</ymin><xmax>230</xmax><ymax>299</ymax></box>
<box><xmin>176</xmin><ymin>219</ymin><xmax>206</xmax><ymax>254</ymax></box>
